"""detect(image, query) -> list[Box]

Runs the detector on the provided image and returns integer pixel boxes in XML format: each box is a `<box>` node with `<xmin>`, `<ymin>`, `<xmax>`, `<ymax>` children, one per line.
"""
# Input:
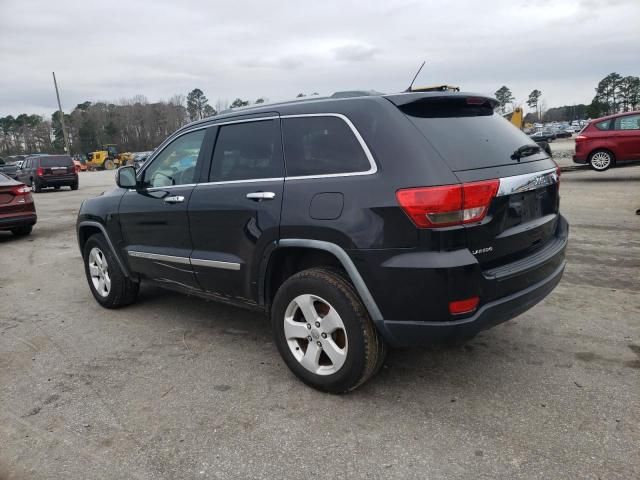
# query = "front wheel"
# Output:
<box><xmin>83</xmin><ymin>233</ymin><xmax>139</xmax><ymax>308</ymax></box>
<box><xmin>589</xmin><ymin>149</ymin><xmax>614</xmax><ymax>171</ymax></box>
<box><xmin>271</xmin><ymin>268</ymin><xmax>386</xmax><ymax>393</ymax></box>
<box><xmin>103</xmin><ymin>159</ymin><xmax>115</xmax><ymax>170</ymax></box>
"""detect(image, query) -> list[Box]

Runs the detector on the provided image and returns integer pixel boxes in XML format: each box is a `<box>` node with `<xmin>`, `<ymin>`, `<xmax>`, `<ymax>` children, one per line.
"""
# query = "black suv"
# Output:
<box><xmin>16</xmin><ymin>155</ymin><xmax>78</xmax><ymax>192</ymax></box>
<box><xmin>77</xmin><ymin>91</ymin><xmax>568</xmax><ymax>392</ymax></box>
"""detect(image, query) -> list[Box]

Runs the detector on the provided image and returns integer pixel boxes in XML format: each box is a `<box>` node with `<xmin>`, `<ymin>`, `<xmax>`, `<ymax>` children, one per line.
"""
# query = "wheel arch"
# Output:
<box><xmin>77</xmin><ymin>220</ymin><xmax>131</xmax><ymax>277</ymax></box>
<box><xmin>260</xmin><ymin>239</ymin><xmax>383</xmax><ymax>322</ymax></box>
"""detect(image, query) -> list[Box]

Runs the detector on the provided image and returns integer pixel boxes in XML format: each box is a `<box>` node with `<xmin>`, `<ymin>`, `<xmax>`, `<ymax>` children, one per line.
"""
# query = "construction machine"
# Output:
<box><xmin>86</xmin><ymin>144</ymin><xmax>135</xmax><ymax>170</ymax></box>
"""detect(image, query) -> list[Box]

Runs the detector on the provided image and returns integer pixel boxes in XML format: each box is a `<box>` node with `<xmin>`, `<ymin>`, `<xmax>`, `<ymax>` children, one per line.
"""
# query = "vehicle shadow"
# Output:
<box><xmin>125</xmin><ymin>284</ymin><xmax>540</xmax><ymax>397</ymax></box>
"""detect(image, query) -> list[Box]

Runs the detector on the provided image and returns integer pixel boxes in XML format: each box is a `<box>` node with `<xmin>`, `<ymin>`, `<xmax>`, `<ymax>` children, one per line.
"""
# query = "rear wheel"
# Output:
<box><xmin>589</xmin><ymin>149</ymin><xmax>614</xmax><ymax>171</ymax></box>
<box><xmin>83</xmin><ymin>233</ymin><xmax>139</xmax><ymax>308</ymax></box>
<box><xmin>31</xmin><ymin>178</ymin><xmax>41</xmax><ymax>193</ymax></box>
<box><xmin>11</xmin><ymin>225</ymin><xmax>32</xmax><ymax>236</ymax></box>
<box><xmin>271</xmin><ymin>267</ymin><xmax>386</xmax><ymax>393</ymax></box>
<box><xmin>70</xmin><ymin>181</ymin><xmax>78</xmax><ymax>190</ymax></box>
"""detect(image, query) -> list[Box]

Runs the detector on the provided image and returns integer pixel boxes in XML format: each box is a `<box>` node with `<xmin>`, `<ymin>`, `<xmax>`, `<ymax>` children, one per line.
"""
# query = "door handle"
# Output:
<box><xmin>246</xmin><ymin>192</ymin><xmax>276</xmax><ymax>201</ymax></box>
<box><xmin>164</xmin><ymin>195</ymin><xmax>185</xmax><ymax>204</ymax></box>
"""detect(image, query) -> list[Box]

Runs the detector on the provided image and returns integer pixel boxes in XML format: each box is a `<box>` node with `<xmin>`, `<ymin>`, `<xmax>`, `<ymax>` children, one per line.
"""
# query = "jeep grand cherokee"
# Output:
<box><xmin>77</xmin><ymin>91</ymin><xmax>568</xmax><ymax>392</ymax></box>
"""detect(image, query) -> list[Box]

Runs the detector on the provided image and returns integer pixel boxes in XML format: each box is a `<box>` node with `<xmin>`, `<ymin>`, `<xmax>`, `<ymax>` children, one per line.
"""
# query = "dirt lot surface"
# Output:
<box><xmin>1</xmin><ymin>167</ymin><xmax>639</xmax><ymax>479</ymax></box>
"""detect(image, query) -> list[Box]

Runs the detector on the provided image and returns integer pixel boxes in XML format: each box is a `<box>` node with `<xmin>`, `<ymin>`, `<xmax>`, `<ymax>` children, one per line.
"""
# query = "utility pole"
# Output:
<box><xmin>52</xmin><ymin>72</ymin><xmax>71</xmax><ymax>154</ymax></box>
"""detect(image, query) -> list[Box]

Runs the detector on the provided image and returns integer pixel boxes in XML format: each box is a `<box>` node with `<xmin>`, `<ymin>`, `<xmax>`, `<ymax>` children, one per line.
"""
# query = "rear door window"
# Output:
<box><xmin>209</xmin><ymin>119</ymin><xmax>283</xmax><ymax>182</ymax></box>
<box><xmin>282</xmin><ymin>116</ymin><xmax>371</xmax><ymax>177</ymax></box>
<box><xmin>613</xmin><ymin>115</ymin><xmax>640</xmax><ymax>130</ymax></box>
<box><xmin>396</xmin><ymin>97</ymin><xmax>547</xmax><ymax>171</ymax></box>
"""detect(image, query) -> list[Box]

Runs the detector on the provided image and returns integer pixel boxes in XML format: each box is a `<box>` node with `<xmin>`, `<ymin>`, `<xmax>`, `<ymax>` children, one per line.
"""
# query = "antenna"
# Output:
<box><xmin>405</xmin><ymin>60</ymin><xmax>426</xmax><ymax>92</ymax></box>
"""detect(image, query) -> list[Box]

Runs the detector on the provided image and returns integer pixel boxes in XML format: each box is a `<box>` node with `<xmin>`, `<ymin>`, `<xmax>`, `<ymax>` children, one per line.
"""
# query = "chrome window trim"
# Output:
<box><xmin>128</xmin><ymin>250</ymin><xmax>241</xmax><ymax>271</ymax></box>
<box><xmin>497</xmin><ymin>168</ymin><xmax>558</xmax><ymax>197</ymax></box>
<box><xmin>281</xmin><ymin>113</ymin><xmax>378</xmax><ymax>180</ymax></box>
<box><xmin>190</xmin><ymin>258</ymin><xmax>241</xmax><ymax>270</ymax></box>
<box><xmin>197</xmin><ymin>177</ymin><xmax>284</xmax><ymax>187</ymax></box>
<box><xmin>135</xmin><ymin>112</ymin><xmax>377</xmax><ymax>189</ymax></box>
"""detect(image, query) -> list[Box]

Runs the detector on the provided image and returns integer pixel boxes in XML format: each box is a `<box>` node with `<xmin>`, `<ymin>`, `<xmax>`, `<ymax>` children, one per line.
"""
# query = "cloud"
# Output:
<box><xmin>332</xmin><ymin>43</ymin><xmax>379</xmax><ymax>62</ymax></box>
<box><xmin>0</xmin><ymin>0</ymin><xmax>638</xmax><ymax>116</ymax></box>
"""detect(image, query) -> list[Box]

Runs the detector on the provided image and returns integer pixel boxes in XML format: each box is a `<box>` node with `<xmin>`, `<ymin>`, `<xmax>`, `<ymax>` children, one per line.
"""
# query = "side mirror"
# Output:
<box><xmin>115</xmin><ymin>166</ymin><xmax>137</xmax><ymax>189</ymax></box>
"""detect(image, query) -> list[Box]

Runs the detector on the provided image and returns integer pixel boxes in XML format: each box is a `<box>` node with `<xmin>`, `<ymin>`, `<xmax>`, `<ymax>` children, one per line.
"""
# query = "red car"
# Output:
<box><xmin>574</xmin><ymin>111</ymin><xmax>640</xmax><ymax>171</ymax></box>
<box><xmin>0</xmin><ymin>173</ymin><xmax>37</xmax><ymax>236</ymax></box>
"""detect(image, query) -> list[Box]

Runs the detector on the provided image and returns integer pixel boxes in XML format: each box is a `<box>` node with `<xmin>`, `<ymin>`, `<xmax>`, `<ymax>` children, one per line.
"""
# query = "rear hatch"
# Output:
<box><xmin>387</xmin><ymin>93</ymin><xmax>562</xmax><ymax>291</ymax></box>
<box><xmin>39</xmin><ymin>156</ymin><xmax>75</xmax><ymax>176</ymax></box>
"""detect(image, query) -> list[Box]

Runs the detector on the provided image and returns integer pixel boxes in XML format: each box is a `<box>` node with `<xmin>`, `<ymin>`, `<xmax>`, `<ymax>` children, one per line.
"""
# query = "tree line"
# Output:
<box><xmin>3</xmin><ymin>74</ymin><xmax>638</xmax><ymax>157</ymax></box>
<box><xmin>0</xmin><ymin>88</ymin><xmax>283</xmax><ymax>156</ymax></box>
<box><xmin>494</xmin><ymin>72</ymin><xmax>639</xmax><ymax>123</ymax></box>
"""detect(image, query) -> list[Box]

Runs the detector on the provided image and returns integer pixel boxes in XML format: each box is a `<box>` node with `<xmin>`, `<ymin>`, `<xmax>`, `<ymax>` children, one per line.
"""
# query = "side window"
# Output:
<box><xmin>282</xmin><ymin>116</ymin><xmax>371</xmax><ymax>177</ymax></box>
<box><xmin>595</xmin><ymin>120</ymin><xmax>612</xmax><ymax>131</ymax></box>
<box><xmin>209</xmin><ymin>119</ymin><xmax>283</xmax><ymax>182</ymax></box>
<box><xmin>142</xmin><ymin>129</ymin><xmax>206</xmax><ymax>188</ymax></box>
<box><xmin>613</xmin><ymin>114</ymin><xmax>640</xmax><ymax>130</ymax></box>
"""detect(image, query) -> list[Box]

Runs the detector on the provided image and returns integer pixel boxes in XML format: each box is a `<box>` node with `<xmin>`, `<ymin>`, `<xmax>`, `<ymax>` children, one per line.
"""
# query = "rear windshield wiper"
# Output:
<box><xmin>511</xmin><ymin>144</ymin><xmax>541</xmax><ymax>161</ymax></box>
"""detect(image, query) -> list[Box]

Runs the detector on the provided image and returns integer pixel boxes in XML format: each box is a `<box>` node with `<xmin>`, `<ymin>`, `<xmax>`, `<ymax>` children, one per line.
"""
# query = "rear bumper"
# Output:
<box><xmin>0</xmin><ymin>213</ymin><xmax>37</xmax><ymax>230</ymax></box>
<box><xmin>362</xmin><ymin>215</ymin><xmax>568</xmax><ymax>347</ymax></box>
<box><xmin>377</xmin><ymin>260</ymin><xmax>565</xmax><ymax>347</ymax></box>
<box><xmin>38</xmin><ymin>175</ymin><xmax>78</xmax><ymax>186</ymax></box>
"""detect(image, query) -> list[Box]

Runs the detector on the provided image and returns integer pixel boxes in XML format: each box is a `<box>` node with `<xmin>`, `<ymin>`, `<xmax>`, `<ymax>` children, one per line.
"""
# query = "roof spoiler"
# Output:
<box><xmin>385</xmin><ymin>92</ymin><xmax>499</xmax><ymax>110</ymax></box>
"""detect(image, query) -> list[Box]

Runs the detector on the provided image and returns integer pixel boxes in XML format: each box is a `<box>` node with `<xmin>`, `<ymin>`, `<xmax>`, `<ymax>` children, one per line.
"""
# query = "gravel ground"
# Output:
<box><xmin>1</xmin><ymin>166</ymin><xmax>639</xmax><ymax>479</ymax></box>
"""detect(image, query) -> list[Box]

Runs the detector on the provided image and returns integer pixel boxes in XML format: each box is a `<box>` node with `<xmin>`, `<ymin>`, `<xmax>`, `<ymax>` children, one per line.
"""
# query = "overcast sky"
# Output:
<box><xmin>0</xmin><ymin>0</ymin><xmax>638</xmax><ymax>117</ymax></box>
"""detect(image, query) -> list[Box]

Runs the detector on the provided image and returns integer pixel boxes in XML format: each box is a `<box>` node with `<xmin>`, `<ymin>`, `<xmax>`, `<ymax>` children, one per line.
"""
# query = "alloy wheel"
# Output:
<box><xmin>590</xmin><ymin>151</ymin><xmax>611</xmax><ymax>170</ymax></box>
<box><xmin>284</xmin><ymin>294</ymin><xmax>348</xmax><ymax>375</ymax></box>
<box><xmin>88</xmin><ymin>247</ymin><xmax>111</xmax><ymax>297</ymax></box>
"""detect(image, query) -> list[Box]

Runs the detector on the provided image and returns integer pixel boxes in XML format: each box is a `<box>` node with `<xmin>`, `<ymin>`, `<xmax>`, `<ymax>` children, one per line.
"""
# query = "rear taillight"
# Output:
<box><xmin>12</xmin><ymin>185</ymin><xmax>31</xmax><ymax>195</ymax></box>
<box><xmin>396</xmin><ymin>179</ymin><xmax>499</xmax><ymax>228</ymax></box>
<box><xmin>36</xmin><ymin>167</ymin><xmax>44</xmax><ymax>176</ymax></box>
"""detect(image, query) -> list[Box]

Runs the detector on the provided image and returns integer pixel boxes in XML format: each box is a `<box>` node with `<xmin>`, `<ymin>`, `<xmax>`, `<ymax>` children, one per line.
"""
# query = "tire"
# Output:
<box><xmin>589</xmin><ymin>149</ymin><xmax>614</xmax><ymax>171</ymax></box>
<box><xmin>31</xmin><ymin>178</ymin><xmax>41</xmax><ymax>193</ymax></box>
<box><xmin>271</xmin><ymin>267</ymin><xmax>386</xmax><ymax>393</ymax></box>
<box><xmin>83</xmin><ymin>233</ymin><xmax>139</xmax><ymax>308</ymax></box>
<box><xmin>70</xmin><ymin>181</ymin><xmax>79</xmax><ymax>191</ymax></box>
<box><xmin>54</xmin><ymin>185</ymin><xmax>60</xmax><ymax>190</ymax></box>
<box><xmin>11</xmin><ymin>225</ymin><xmax>32</xmax><ymax>236</ymax></box>
<box><xmin>103</xmin><ymin>159</ymin><xmax>115</xmax><ymax>170</ymax></box>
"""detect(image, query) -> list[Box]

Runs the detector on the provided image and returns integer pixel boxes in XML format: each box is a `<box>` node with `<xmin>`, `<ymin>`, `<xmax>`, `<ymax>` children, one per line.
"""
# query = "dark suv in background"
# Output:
<box><xmin>77</xmin><ymin>91</ymin><xmax>568</xmax><ymax>392</ymax></box>
<box><xmin>16</xmin><ymin>155</ymin><xmax>78</xmax><ymax>192</ymax></box>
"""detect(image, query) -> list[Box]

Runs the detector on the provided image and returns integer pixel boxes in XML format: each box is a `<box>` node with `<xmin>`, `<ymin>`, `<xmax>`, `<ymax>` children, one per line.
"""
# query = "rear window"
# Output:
<box><xmin>282</xmin><ymin>116</ymin><xmax>371</xmax><ymax>177</ymax></box>
<box><xmin>595</xmin><ymin>120</ymin><xmax>612</xmax><ymax>131</ymax></box>
<box><xmin>398</xmin><ymin>99</ymin><xmax>547</xmax><ymax>171</ymax></box>
<box><xmin>39</xmin><ymin>156</ymin><xmax>73</xmax><ymax>167</ymax></box>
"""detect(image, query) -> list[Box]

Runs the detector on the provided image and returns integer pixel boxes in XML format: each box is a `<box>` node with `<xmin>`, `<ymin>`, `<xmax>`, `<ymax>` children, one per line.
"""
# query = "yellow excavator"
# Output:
<box><xmin>87</xmin><ymin>144</ymin><xmax>134</xmax><ymax>170</ymax></box>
